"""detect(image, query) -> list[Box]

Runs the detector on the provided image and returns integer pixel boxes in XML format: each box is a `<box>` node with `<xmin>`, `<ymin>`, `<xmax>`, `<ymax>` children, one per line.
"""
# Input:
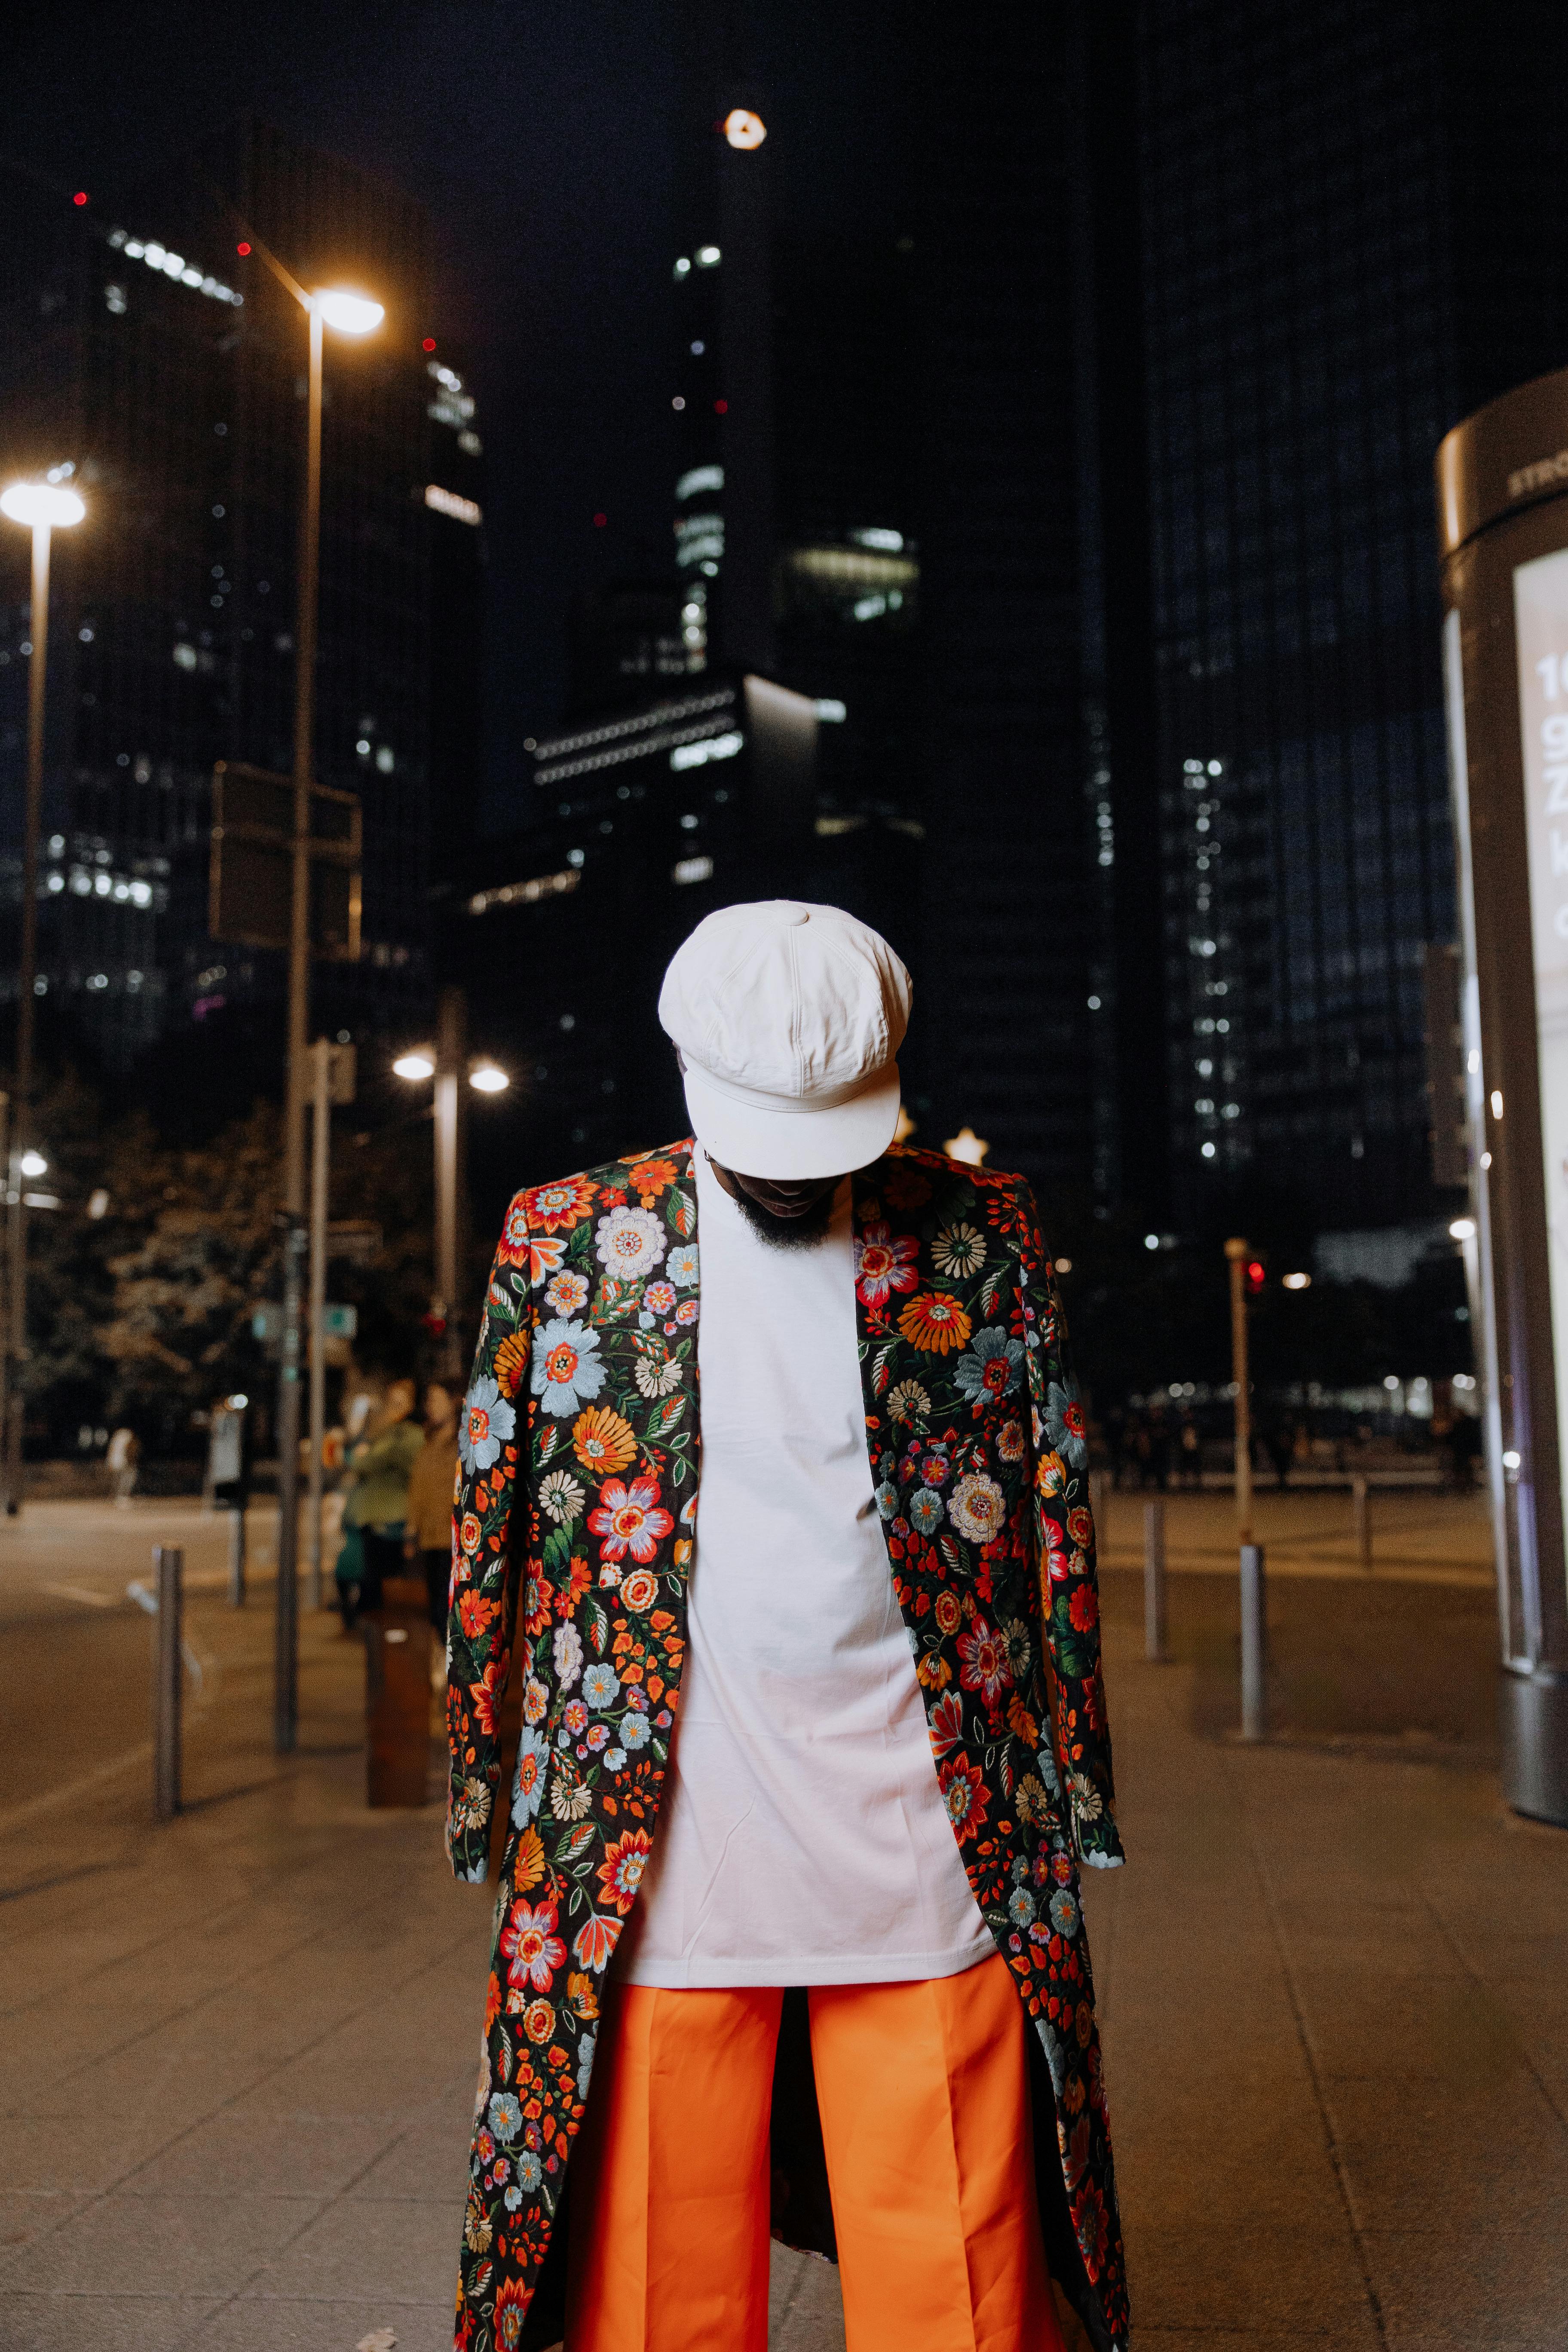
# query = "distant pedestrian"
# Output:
<box><xmin>404</xmin><ymin>1381</ymin><xmax>461</xmax><ymax>1641</ymax></box>
<box><xmin>337</xmin><ymin>1377</ymin><xmax>423</xmax><ymax>1629</ymax></box>
<box><xmin>1177</xmin><ymin>1411</ymin><xmax>1202</xmax><ymax>1489</ymax></box>
<box><xmin>1264</xmin><ymin>1417</ymin><xmax>1295</xmax><ymax>1489</ymax></box>
<box><xmin>107</xmin><ymin>1425</ymin><xmax>140</xmax><ymax>1508</ymax></box>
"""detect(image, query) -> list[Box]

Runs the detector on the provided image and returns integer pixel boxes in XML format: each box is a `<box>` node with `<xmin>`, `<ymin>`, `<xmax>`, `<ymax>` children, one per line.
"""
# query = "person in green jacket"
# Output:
<box><xmin>337</xmin><ymin>1376</ymin><xmax>423</xmax><ymax>1628</ymax></box>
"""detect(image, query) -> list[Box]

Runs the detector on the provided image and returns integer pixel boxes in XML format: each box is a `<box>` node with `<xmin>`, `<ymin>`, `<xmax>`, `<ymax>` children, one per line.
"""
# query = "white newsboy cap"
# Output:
<box><xmin>658</xmin><ymin>900</ymin><xmax>912</xmax><ymax>1178</ymax></box>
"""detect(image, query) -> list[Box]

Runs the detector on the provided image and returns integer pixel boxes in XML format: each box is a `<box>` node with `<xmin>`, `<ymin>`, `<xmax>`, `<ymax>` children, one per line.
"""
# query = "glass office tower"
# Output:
<box><xmin>1138</xmin><ymin>0</ymin><xmax>1568</xmax><ymax>1224</ymax></box>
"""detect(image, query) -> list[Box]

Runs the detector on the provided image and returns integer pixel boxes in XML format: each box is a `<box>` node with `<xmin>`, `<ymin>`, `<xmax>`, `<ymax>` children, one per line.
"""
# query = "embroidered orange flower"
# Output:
<box><xmin>897</xmin><ymin>1291</ymin><xmax>973</xmax><ymax>1354</ymax></box>
<box><xmin>525</xmin><ymin>1174</ymin><xmax>597</xmax><ymax>1231</ymax></box>
<box><xmin>571</xmin><ymin>1405</ymin><xmax>637</xmax><ymax>1478</ymax></box>
<box><xmin>627</xmin><ymin>1155</ymin><xmax>679</xmax><ymax>1203</ymax></box>
<box><xmin>493</xmin><ymin>1331</ymin><xmax>530</xmax><ymax>1400</ymax></box>
<box><xmin>597</xmin><ymin>1828</ymin><xmax>653</xmax><ymax>1914</ymax></box>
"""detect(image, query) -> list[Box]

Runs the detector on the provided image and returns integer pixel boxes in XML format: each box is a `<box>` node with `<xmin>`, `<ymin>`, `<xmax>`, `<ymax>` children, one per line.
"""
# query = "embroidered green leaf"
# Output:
<box><xmin>586</xmin><ymin>1598</ymin><xmax>608</xmax><ymax>1654</ymax></box>
<box><xmin>542</xmin><ymin>1522</ymin><xmax>574</xmax><ymax>1574</ymax></box>
<box><xmin>667</xmin><ymin>1185</ymin><xmax>696</xmax><ymax>1237</ymax></box>
<box><xmin>979</xmin><ymin>1269</ymin><xmax>1005</xmax><ymax>1317</ymax></box>
<box><xmin>537</xmin><ymin>1424</ymin><xmax>559</xmax><ymax>1466</ymax></box>
<box><xmin>496</xmin><ymin>2025</ymin><xmax>513</xmax><ymax>2082</ymax></box>
<box><xmin>872</xmin><ymin>1340</ymin><xmax>894</xmax><ymax>1396</ymax></box>
<box><xmin>560</xmin><ymin>1823</ymin><xmax>597</xmax><ymax>1869</ymax></box>
<box><xmin>940</xmin><ymin>1535</ymin><xmax>965</xmax><ymax>1577</ymax></box>
<box><xmin>592</xmin><ymin>1276</ymin><xmax>641</xmax><ymax>1324</ymax></box>
<box><xmin>644</xmin><ymin>1395</ymin><xmax>685</xmax><ymax>1441</ymax></box>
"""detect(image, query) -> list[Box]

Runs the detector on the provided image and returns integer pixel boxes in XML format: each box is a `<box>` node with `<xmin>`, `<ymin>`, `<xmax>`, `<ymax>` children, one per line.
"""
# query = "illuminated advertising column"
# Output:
<box><xmin>1438</xmin><ymin>369</ymin><xmax>1568</xmax><ymax>1824</ymax></box>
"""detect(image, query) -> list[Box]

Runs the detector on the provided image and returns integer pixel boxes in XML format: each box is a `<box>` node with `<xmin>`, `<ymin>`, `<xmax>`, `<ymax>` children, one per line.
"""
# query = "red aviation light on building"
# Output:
<box><xmin>593</xmin><ymin>512</ymin><xmax>607</xmax><ymax>528</ymax></box>
<box><xmin>236</xmin><ymin>242</ymin><xmax>251</xmax><ymax>256</ymax></box>
<box><xmin>1245</xmin><ymin>1259</ymin><xmax>1266</xmax><ymax>1295</ymax></box>
<box><xmin>423</xmin><ymin>337</ymin><xmax>437</xmax><ymax>351</ymax></box>
<box><xmin>73</xmin><ymin>190</ymin><xmax>89</xmax><ymax>208</ymax></box>
<box><xmin>714</xmin><ymin>398</ymin><xmax>728</xmax><ymax>414</ymax></box>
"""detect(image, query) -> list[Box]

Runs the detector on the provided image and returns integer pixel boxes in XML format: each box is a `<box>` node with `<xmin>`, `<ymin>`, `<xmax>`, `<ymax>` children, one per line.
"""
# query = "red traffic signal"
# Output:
<box><xmin>1245</xmin><ymin>1258</ymin><xmax>1266</xmax><ymax>1294</ymax></box>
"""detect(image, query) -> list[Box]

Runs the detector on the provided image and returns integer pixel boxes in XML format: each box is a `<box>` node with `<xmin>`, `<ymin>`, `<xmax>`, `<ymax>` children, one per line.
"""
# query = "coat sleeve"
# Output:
<box><xmin>445</xmin><ymin>1190</ymin><xmax>534</xmax><ymax>1882</ymax></box>
<box><xmin>1018</xmin><ymin>1180</ymin><xmax>1125</xmax><ymax>1870</ymax></box>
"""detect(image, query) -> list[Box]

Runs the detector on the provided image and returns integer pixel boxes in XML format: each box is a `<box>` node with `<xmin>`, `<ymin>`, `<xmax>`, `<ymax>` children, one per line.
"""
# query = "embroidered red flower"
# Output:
<box><xmin>1072</xmin><ymin>2179</ymin><xmax>1110</xmax><ymax>2276</ymax></box>
<box><xmin>588</xmin><ymin>1476</ymin><xmax>674</xmax><ymax>1563</ymax></box>
<box><xmin>956</xmin><ymin>1617</ymin><xmax>1013</xmax><ymax>1706</ymax></box>
<box><xmin>498</xmin><ymin>1895</ymin><xmax>565</xmax><ymax>1993</ymax></box>
<box><xmin>596</xmin><ymin>1828</ymin><xmax>653</xmax><ymax>1914</ymax></box>
<box><xmin>928</xmin><ymin>1690</ymin><xmax>965</xmax><ymax>1758</ymax></box>
<box><xmin>939</xmin><ymin>1753</ymin><xmax>990</xmax><ymax>1842</ymax></box>
<box><xmin>853</xmin><ymin>1220</ymin><xmax>919</xmax><ymax>1308</ymax></box>
<box><xmin>1069</xmin><ymin>1584</ymin><xmax>1099</xmax><ymax>1632</ymax></box>
<box><xmin>468</xmin><ymin>1658</ymin><xmax>508</xmax><ymax>1737</ymax></box>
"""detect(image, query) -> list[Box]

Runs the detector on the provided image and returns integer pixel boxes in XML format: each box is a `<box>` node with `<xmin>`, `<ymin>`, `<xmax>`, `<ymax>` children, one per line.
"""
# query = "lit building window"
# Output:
<box><xmin>425</xmin><ymin>484</ymin><xmax>483</xmax><ymax>526</ymax></box>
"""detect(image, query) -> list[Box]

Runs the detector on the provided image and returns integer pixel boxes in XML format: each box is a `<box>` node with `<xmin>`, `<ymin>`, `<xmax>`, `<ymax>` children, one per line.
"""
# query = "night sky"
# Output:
<box><xmin>6</xmin><ymin>0</ymin><xmax>913</xmax><ymax>826</ymax></box>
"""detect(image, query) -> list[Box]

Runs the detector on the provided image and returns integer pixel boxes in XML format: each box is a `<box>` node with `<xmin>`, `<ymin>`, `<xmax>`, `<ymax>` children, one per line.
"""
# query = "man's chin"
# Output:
<box><xmin>727</xmin><ymin>1185</ymin><xmax>836</xmax><ymax>1250</ymax></box>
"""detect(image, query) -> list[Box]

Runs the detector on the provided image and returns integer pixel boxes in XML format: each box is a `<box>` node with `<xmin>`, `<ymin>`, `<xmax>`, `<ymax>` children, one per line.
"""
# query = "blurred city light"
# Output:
<box><xmin>943</xmin><ymin>1126</ymin><xmax>989</xmax><ymax>1166</ymax></box>
<box><xmin>392</xmin><ymin>1050</ymin><xmax>435</xmax><ymax>1081</ymax></box>
<box><xmin>1281</xmin><ymin>1271</ymin><xmax>1311</xmax><ymax>1289</ymax></box>
<box><xmin>315</xmin><ymin>288</ymin><xmax>384</xmax><ymax>336</ymax></box>
<box><xmin>723</xmin><ymin>109</ymin><xmax>767</xmax><ymax>150</ymax></box>
<box><xmin>469</xmin><ymin>1063</ymin><xmax>508</xmax><ymax>1093</ymax></box>
<box><xmin>18</xmin><ymin>1151</ymin><xmax>47</xmax><ymax>1178</ymax></box>
<box><xmin>0</xmin><ymin>482</ymin><xmax>86</xmax><ymax>529</ymax></box>
<box><xmin>1449</xmin><ymin>1216</ymin><xmax>1476</xmax><ymax>1240</ymax></box>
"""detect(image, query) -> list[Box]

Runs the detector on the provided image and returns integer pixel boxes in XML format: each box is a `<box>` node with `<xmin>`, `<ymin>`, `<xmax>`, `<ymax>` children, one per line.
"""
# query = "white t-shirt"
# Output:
<box><xmin>616</xmin><ymin>1152</ymin><xmax>992</xmax><ymax>1988</ymax></box>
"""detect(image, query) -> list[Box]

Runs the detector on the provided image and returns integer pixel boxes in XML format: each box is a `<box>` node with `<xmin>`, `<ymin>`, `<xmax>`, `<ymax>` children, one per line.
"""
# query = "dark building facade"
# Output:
<box><xmin>1136</xmin><ymin>0</ymin><xmax>1568</xmax><ymax>1227</ymax></box>
<box><xmin>0</xmin><ymin>122</ymin><xmax>482</xmax><ymax>1091</ymax></box>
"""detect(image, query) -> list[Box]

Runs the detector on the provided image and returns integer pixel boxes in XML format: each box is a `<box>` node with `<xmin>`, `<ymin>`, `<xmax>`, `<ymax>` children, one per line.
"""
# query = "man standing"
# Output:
<box><xmin>447</xmin><ymin>901</ymin><xmax>1127</xmax><ymax>2352</ymax></box>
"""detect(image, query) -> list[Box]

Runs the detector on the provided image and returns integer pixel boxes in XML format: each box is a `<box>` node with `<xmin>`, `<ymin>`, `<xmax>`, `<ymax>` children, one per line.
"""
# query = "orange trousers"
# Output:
<box><xmin>564</xmin><ymin>1952</ymin><xmax>1066</xmax><ymax>2352</ymax></box>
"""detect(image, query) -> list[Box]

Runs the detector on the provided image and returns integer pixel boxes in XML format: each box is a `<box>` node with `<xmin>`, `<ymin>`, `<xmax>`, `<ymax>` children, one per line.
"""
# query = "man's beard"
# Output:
<box><xmin>726</xmin><ymin>1184</ymin><xmax>837</xmax><ymax>1251</ymax></box>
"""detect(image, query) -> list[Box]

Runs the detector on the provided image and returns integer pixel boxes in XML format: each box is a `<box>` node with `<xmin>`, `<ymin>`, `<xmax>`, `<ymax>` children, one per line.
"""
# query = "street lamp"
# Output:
<box><xmin>0</xmin><ymin>475</ymin><xmax>85</xmax><ymax>1513</ymax></box>
<box><xmin>261</xmin><ymin>264</ymin><xmax>383</xmax><ymax>1753</ymax></box>
<box><xmin>393</xmin><ymin>990</ymin><xmax>508</xmax><ymax>1373</ymax></box>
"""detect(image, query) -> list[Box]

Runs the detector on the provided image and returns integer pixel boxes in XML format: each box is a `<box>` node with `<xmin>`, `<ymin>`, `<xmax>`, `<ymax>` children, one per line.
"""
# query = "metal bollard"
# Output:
<box><xmin>1144</xmin><ymin>1497</ymin><xmax>1167</xmax><ymax>1662</ymax></box>
<box><xmin>1240</xmin><ymin>1542</ymin><xmax>1266</xmax><ymax>1742</ymax></box>
<box><xmin>1352</xmin><ymin>1474</ymin><xmax>1372</xmax><ymax>1572</ymax></box>
<box><xmin>228</xmin><ymin>1505</ymin><xmax>247</xmax><ymax>1607</ymax></box>
<box><xmin>153</xmin><ymin>1544</ymin><xmax>183</xmax><ymax>1819</ymax></box>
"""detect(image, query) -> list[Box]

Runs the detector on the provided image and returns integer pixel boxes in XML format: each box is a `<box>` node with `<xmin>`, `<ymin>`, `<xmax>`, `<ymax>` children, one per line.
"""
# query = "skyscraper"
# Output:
<box><xmin>0</xmin><ymin>122</ymin><xmax>478</xmax><ymax>1087</ymax></box>
<box><xmin>1136</xmin><ymin>0</ymin><xmax>1568</xmax><ymax>1227</ymax></box>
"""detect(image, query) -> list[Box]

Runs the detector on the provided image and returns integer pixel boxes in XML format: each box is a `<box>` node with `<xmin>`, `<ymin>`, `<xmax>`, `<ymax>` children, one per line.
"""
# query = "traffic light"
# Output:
<box><xmin>1245</xmin><ymin>1256</ymin><xmax>1267</xmax><ymax>1295</ymax></box>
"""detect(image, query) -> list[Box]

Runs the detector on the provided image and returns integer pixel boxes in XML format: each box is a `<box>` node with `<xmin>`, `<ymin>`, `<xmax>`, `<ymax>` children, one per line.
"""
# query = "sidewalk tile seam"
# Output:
<box><xmin>1212</xmin><ymin>1711</ymin><xmax>1391</xmax><ymax>2350</ymax></box>
<box><xmin>1415</xmin><ymin>1884</ymin><xmax>1568</xmax><ymax>2137</ymax></box>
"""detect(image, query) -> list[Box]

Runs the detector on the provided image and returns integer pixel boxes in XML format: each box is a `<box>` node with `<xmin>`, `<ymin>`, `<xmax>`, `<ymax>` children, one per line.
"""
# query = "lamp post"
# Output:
<box><xmin>0</xmin><ymin>479</ymin><xmax>85</xmax><ymax>1513</ymax></box>
<box><xmin>394</xmin><ymin>989</ymin><xmax>507</xmax><ymax>1377</ymax></box>
<box><xmin>266</xmin><ymin>272</ymin><xmax>383</xmax><ymax>1755</ymax></box>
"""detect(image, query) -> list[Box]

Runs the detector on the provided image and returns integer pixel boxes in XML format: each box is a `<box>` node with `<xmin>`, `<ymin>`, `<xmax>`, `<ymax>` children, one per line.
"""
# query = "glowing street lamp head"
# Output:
<box><xmin>314</xmin><ymin>288</ymin><xmax>384</xmax><ymax>337</ymax></box>
<box><xmin>18</xmin><ymin>1150</ymin><xmax>47</xmax><ymax>1178</ymax></box>
<box><xmin>0</xmin><ymin>482</ymin><xmax>85</xmax><ymax>529</ymax></box>
<box><xmin>469</xmin><ymin>1063</ymin><xmax>509</xmax><ymax>1094</ymax></box>
<box><xmin>724</xmin><ymin>107</ymin><xmax>766</xmax><ymax>150</ymax></box>
<box><xmin>392</xmin><ymin>1049</ymin><xmax>435</xmax><ymax>1081</ymax></box>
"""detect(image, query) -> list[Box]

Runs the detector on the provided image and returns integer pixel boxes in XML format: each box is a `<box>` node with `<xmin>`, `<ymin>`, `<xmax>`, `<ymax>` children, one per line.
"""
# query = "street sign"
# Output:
<box><xmin>253</xmin><ymin>1300</ymin><xmax>356</xmax><ymax>1344</ymax></box>
<box><xmin>209</xmin><ymin>761</ymin><xmax>362</xmax><ymax>960</ymax></box>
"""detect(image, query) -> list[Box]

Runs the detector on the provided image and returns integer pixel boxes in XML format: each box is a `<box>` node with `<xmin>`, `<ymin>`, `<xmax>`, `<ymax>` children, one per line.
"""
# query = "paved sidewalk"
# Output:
<box><xmin>2</xmin><ymin>1505</ymin><xmax>1565</xmax><ymax>2348</ymax></box>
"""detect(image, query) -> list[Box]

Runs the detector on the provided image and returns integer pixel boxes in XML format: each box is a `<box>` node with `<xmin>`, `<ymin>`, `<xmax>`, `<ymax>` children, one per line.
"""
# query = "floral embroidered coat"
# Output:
<box><xmin>446</xmin><ymin>1140</ymin><xmax>1128</xmax><ymax>2352</ymax></box>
